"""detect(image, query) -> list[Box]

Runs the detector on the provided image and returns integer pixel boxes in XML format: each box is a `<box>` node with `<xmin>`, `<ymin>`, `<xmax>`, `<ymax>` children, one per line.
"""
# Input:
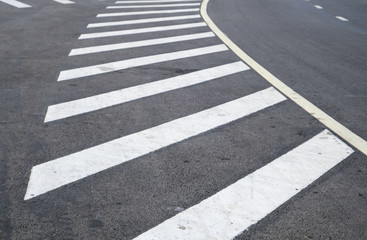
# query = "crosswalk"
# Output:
<box><xmin>0</xmin><ymin>0</ymin><xmax>74</xmax><ymax>8</ymax></box>
<box><xmin>24</xmin><ymin>0</ymin><xmax>354</xmax><ymax>239</ymax></box>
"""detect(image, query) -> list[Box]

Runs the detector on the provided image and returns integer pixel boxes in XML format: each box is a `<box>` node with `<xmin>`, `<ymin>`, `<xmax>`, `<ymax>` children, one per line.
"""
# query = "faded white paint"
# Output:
<box><xmin>133</xmin><ymin>130</ymin><xmax>353</xmax><ymax>240</ymax></box>
<box><xmin>58</xmin><ymin>44</ymin><xmax>227</xmax><ymax>81</ymax></box>
<box><xmin>25</xmin><ymin>87</ymin><xmax>286</xmax><ymax>200</ymax></box>
<box><xmin>45</xmin><ymin>62</ymin><xmax>249</xmax><ymax>122</ymax></box>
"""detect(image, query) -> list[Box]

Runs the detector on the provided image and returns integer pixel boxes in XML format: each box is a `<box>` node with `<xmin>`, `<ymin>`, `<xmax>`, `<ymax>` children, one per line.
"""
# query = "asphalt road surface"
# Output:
<box><xmin>0</xmin><ymin>0</ymin><xmax>366</xmax><ymax>239</ymax></box>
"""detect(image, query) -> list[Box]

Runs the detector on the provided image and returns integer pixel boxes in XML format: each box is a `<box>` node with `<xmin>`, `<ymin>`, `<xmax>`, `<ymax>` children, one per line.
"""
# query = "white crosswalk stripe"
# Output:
<box><xmin>25</xmin><ymin>87</ymin><xmax>286</xmax><ymax>200</ymax></box>
<box><xmin>1</xmin><ymin>0</ymin><xmax>75</xmax><ymax>8</ymax></box>
<box><xmin>0</xmin><ymin>0</ymin><xmax>30</xmax><ymax>8</ymax></box>
<box><xmin>106</xmin><ymin>3</ymin><xmax>200</xmax><ymax>8</ymax></box>
<box><xmin>45</xmin><ymin>62</ymin><xmax>249</xmax><ymax>122</ymax></box>
<box><xmin>70</xmin><ymin>32</ymin><xmax>215</xmax><ymax>56</ymax></box>
<box><xmin>133</xmin><ymin>130</ymin><xmax>353</xmax><ymax>240</ymax></box>
<box><xmin>79</xmin><ymin>22</ymin><xmax>207</xmax><ymax>39</ymax></box>
<box><xmin>87</xmin><ymin>14</ymin><xmax>201</xmax><ymax>28</ymax></box>
<box><xmin>53</xmin><ymin>0</ymin><xmax>74</xmax><ymax>4</ymax></box>
<box><xmin>58</xmin><ymin>44</ymin><xmax>228</xmax><ymax>81</ymax></box>
<box><xmin>96</xmin><ymin>8</ymin><xmax>199</xmax><ymax>17</ymax></box>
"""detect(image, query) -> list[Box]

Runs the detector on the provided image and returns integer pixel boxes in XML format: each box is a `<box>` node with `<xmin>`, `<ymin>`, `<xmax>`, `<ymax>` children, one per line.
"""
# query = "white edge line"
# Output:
<box><xmin>201</xmin><ymin>0</ymin><xmax>367</xmax><ymax>156</ymax></box>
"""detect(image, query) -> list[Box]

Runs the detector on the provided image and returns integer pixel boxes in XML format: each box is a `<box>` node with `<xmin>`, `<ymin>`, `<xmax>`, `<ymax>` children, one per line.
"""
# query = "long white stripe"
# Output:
<box><xmin>46</xmin><ymin>62</ymin><xmax>249</xmax><ymax>122</ymax></box>
<box><xmin>87</xmin><ymin>14</ymin><xmax>201</xmax><ymax>28</ymax></box>
<box><xmin>53</xmin><ymin>0</ymin><xmax>74</xmax><ymax>4</ymax></box>
<box><xmin>25</xmin><ymin>87</ymin><xmax>286</xmax><ymax>200</ymax></box>
<box><xmin>70</xmin><ymin>32</ymin><xmax>215</xmax><ymax>56</ymax></box>
<box><xmin>0</xmin><ymin>0</ymin><xmax>31</xmax><ymax>8</ymax></box>
<box><xmin>80</xmin><ymin>22</ymin><xmax>207</xmax><ymax>39</ymax></box>
<box><xmin>97</xmin><ymin>8</ymin><xmax>199</xmax><ymax>17</ymax></box>
<box><xmin>58</xmin><ymin>44</ymin><xmax>227</xmax><ymax>81</ymax></box>
<box><xmin>133</xmin><ymin>130</ymin><xmax>353</xmax><ymax>240</ymax></box>
<box><xmin>107</xmin><ymin>3</ymin><xmax>200</xmax><ymax>8</ymax></box>
<box><xmin>116</xmin><ymin>0</ymin><xmax>200</xmax><ymax>3</ymax></box>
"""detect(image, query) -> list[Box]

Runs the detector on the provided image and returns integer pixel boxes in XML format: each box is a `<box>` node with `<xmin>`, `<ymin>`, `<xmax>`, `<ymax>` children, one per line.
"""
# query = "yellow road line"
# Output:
<box><xmin>201</xmin><ymin>0</ymin><xmax>367</xmax><ymax>156</ymax></box>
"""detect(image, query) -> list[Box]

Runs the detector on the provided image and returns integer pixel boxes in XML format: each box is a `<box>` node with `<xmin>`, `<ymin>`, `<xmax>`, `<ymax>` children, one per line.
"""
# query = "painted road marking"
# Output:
<box><xmin>53</xmin><ymin>0</ymin><xmax>74</xmax><ymax>3</ymax></box>
<box><xmin>97</xmin><ymin>8</ymin><xmax>199</xmax><ymax>17</ymax></box>
<box><xmin>45</xmin><ymin>62</ymin><xmax>249</xmax><ymax>122</ymax></box>
<box><xmin>201</xmin><ymin>0</ymin><xmax>367</xmax><ymax>156</ymax></box>
<box><xmin>80</xmin><ymin>22</ymin><xmax>207</xmax><ymax>39</ymax></box>
<box><xmin>106</xmin><ymin>3</ymin><xmax>200</xmax><ymax>8</ymax></box>
<box><xmin>58</xmin><ymin>44</ymin><xmax>227</xmax><ymax>81</ymax></box>
<box><xmin>70</xmin><ymin>32</ymin><xmax>215</xmax><ymax>56</ymax></box>
<box><xmin>336</xmin><ymin>16</ymin><xmax>349</xmax><ymax>21</ymax></box>
<box><xmin>0</xmin><ymin>0</ymin><xmax>31</xmax><ymax>8</ymax></box>
<box><xmin>115</xmin><ymin>0</ymin><xmax>200</xmax><ymax>3</ymax></box>
<box><xmin>25</xmin><ymin>87</ymin><xmax>286</xmax><ymax>200</ymax></box>
<box><xmin>314</xmin><ymin>5</ymin><xmax>323</xmax><ymax>9</ymax></box>
<box><xmin>87</xmin><ymin>14</ymin><xmax>201</xmax><ymax>28</ymax></box>
<box><xmin>133</xmin><ymin>130</ymin><xmax>353</xmax><ymax>240</ymax></box>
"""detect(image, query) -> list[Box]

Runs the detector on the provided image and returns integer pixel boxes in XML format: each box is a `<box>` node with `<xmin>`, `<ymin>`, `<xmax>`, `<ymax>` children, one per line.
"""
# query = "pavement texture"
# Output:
<box><xmin>0</xmin><ymin>0</ymin><xmax>366</xmax><ymax>239</ymax></box>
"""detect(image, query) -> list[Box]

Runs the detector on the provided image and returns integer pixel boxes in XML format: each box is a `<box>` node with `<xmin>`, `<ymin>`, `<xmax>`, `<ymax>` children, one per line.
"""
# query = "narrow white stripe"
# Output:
<box><xmin>87</xmin><ymin>14</ymin><xmax>201</xmax><ymax>28</ymax></box>
<box><xmin>70</xmin><ymin>32</ymin><xmax>215</xmax><ymax>56</ymax></box>
<box><xmin>80</xmin><ymin>22</ymin><xmax>207</xmax><ymax>39</ymax></box>
<box><xmin>314</xmin><ymin>5</ymin><xmax>323</xmax><ymax>9</ymax></box>
<box><xmin>45</xmin><ymin>62</ymin><xmax>249</xmax><ymax>122</ymax></box>
<box><xmin>97</xmin><ymin>8</ymin><xmax>199</xmax><ymax>17</ymax></box>
<box><xmin>25</xmin><ymin>87</ymin><xmax>286</xmax><ymax>200</ymax></box>
<box><xmin>336</xmin><ymin>16</ymin><xmax>349</xmax><ymax>21</ymax></box>
<box><xmin>107</xmin><ymin>3</ymin><xmax>200</xmax><ymax>8</ymax></box>
<box><xmin>58</xmin><ymin>44</ymin><xmax>226</xmax><ymax>81</ymax></box>
<box><xmin>53</xmin><ymin>0</ymin><xmax>74</xmax><ymax>3</ymax></box>
<box><xmin>0</xmin><ymin>0</ymin><xmax>31</xmax><ymax>8</ymax></box>
<box><xmin>116</xmin><ymin>0</ymin><xmax>200</xmax><ymax>3</ymax></box>
<box><xmin>133</xmin><ymin>130</ymin><xmax>353</xmax><ymax>240</ymax></box>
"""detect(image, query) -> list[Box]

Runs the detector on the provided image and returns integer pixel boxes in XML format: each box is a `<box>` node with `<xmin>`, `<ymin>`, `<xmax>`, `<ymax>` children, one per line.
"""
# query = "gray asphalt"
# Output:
<box><xmin>0</xmin><ymin>0</ymin><xmax>366</xmax><ymax>239</ymax></box>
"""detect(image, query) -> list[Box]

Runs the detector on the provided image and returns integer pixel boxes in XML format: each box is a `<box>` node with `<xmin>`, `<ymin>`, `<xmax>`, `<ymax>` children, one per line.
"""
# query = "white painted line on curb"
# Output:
<box><xmin>45</xmin><ymin>62</ymin><xmax>249</xmax><ymax>122</ymax></box>
<box><xmin>133</xmin><ymin>130</ymin><xmax>353</xmax><ymax>240</ymax></box>
<box><xmin>80</xmin><ymin>22</ymin><xmax>207</xmax><ymax>39</ymax></box>
<box><xmin>70</xmin><ymin>32</ymin><xmax>215</xmax><ymax>56</ymax></box>
<box><xmin>107</xmin><ymin>3</ymin><xmax>200</xmax><ymax>8</ymax></box>
<box><xmin>116</xmin><ymin>0</ymin><xmax>200</xmax><ymax>3</ymax></box>
<box><xmin>336</xmin><ymin>16</ymin><xmax>349</xmax><ymax>21</ymax></box>
<box><xmin>53</xmin><ymin>0</ymin><xmax>74</xmax><ymax>4</ymax></box>
<box><xmin>202</xmin><ymin>0</ymin><xmax>367</xmax><ymax>156</ymax></box>
<box><xmin>58</xmin><ymin>44</ymin><xmax>227</xmax><ymax>81</ymax></box>
<box><xmin>25</xmin><ymin>87</ymin><xmax>286</xmax><ymax>200</ymax></box>
<box><xmin>97</xmin><ymin>8</ymin><xmax>199</xmax><ymax>17</ymax></box>
<box><xmin>87</xmin><ymin>14</ymin><xmax>201</xmax><ymax>28</ymax></box>
<box><xmin>0</xmin><ymin>0</ymin><xmax>31</xmax><ymax>8</ymax></box>
<box><xmin>314</xmin><ymin>5</ymin><xmax>323</xmax><ymax>9</ymax></box>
